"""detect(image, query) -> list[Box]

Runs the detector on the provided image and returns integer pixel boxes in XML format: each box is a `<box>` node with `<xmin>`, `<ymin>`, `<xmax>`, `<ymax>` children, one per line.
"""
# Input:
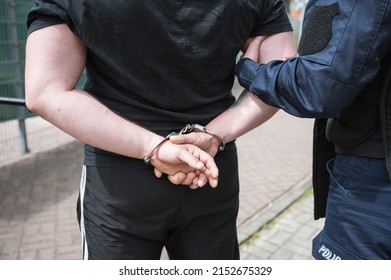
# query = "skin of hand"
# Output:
<box><xmin>171</xmin><ymin>132</ymin><xmax>220</xmax><ymax>157</ymax></box>
<box><xmin>150</xmin><ymin>140</ymin><xmax>219</xmax><ymax>188</ymax></box>
<box><xmin>153</xmin><ymin>133</ymin><xmax>220</xmax><ymax>189</ymax></box>
<box><xmin>162</xmin><ymin>31</ymin><xmax>297</xmax><ymax>186</ymax></box>
<box><xmin>25</xmin><ymin>23</ymin><xmax>219</xmax><ymax>188</ymax></box>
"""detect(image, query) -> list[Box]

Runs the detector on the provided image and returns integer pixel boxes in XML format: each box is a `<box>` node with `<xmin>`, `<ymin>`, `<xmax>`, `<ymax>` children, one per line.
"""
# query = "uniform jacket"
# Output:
<box><xmin>234</xmin><ymin>0</ymin><xmax>391</xmax><ymax>218</ymax></box>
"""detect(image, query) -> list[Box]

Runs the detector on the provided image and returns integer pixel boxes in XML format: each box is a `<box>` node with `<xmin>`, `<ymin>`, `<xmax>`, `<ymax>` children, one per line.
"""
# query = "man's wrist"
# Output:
<box><xmin>143</xmin><ymin>124</ymin><xmax>225</xmax><ymax>166</ymax></box>
<box><xmin>176</xmin><ymin>124</ymin><xmax>226</xmax><ymax>152</ymax></box>
<box><xmin>143</xmin><ymin>132</ymin><xmax>176</xmax><ymax>165</ymax></box>
<box><xmin>191</xmin><ymin>124</ymin><xmax>225</xmax><ymax>152</ymax></box>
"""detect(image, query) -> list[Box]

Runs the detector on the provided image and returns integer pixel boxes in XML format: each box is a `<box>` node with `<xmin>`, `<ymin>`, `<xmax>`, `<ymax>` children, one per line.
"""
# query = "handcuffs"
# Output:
<box><xmin>143</xmin><ymin>124</ymin><xmax>225</xmax><ymax>165</ymax></box>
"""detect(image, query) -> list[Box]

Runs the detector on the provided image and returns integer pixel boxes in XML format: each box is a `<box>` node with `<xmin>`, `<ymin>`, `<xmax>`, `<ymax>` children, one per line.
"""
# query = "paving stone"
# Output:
<box><xmin>241</xmin><ymin>194</ymin><xmax>324</xmax><ymax>260</ymax></box>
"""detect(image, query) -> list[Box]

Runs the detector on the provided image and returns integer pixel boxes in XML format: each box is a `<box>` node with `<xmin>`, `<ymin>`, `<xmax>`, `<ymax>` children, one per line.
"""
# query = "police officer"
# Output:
<box><xmin>169</xmin><ymin>0</ymin><xmax>391</xmax><ymax>259</ymax></box>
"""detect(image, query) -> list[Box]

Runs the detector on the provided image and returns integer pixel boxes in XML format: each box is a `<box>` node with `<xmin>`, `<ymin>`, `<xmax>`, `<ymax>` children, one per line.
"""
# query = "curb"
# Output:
<box><xmin>238</xmin><ymin>173</ymin><xmax>313</xmax><ymax>245</ymax></box>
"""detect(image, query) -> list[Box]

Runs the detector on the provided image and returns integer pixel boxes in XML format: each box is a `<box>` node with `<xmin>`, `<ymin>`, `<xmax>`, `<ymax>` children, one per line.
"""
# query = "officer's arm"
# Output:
<box><xmin>235</xmin><ymin>2</ymin><xmax>391</xmax><ymax>118</ymax></box>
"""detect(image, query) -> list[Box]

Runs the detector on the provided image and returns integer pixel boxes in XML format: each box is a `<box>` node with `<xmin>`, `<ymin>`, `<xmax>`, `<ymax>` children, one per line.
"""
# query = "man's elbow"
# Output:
<box><xmin>25</xmin><ymin>84</ymin><xmax>48</xmax><ymax>115</ymax></box>
<box><xmin>25</xmin><ymin>87</ymin><xmax>39</xmax><ymax>114</ymax></box>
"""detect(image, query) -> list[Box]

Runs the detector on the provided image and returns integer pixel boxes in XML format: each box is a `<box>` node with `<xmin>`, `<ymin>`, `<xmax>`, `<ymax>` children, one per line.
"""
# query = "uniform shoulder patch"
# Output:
<box><xmin>298</xmin><ymin>3</ymin><xmax>340</xmax><ymax>56</ymax></box>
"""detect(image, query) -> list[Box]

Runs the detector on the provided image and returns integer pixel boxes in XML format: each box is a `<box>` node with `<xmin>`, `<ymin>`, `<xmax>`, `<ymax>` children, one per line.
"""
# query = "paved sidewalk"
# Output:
<box><xmin>0</xmin><ymin>88</ymin><xmax>316</xmax><ymax>259</ymax></box>
<box><xmin>240</xmin><ymin>189</ymin><xmax>325</xmax><ymax>260</ymax></box>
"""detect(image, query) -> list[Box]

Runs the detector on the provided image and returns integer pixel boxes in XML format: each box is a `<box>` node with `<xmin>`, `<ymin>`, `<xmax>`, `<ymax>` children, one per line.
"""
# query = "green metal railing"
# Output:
<box><xmin>0</xmin><ymin>1</ymin><xmax>86</xmax><ymax>161</ymax></box>
<box><xmin>1</xmin><ymin>0</ymin><xmax>31</xmax><ymax>119</ymax></box>
<box><xmin>0</xmin><ymin>0</ymin><xmax>31</xmax><ymax>154</ymax></box>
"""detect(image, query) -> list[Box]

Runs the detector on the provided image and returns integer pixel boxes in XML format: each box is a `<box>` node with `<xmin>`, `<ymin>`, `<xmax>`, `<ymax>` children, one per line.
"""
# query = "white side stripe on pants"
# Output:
<box><xmin>79</xmin><ymin>165</ymin><xmax>89</xmax><ymax>260</ymax></box>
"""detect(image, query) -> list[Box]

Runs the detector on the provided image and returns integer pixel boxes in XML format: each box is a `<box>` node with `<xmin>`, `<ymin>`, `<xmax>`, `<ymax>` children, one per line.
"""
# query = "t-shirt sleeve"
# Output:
<box><xmin>251</xmin><ymin>0</ymin><xmax>293</xmax><ymax>37</ymax></box>
<box><xmin>26</xmin><ymin>0</ymin><xmax>74</xmax><ymax>35</ymax></box>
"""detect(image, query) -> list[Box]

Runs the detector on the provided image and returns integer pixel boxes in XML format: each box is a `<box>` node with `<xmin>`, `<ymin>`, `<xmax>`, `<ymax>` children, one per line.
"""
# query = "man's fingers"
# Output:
<box><xmin>177</xmin><ymin>145</ymin><xmax>219</xmax><ymax>187</ymax></box>
<box><xmin>192</xmin><ymin>171</ymin><xmax>218</xmax><ymax>188</ymax></box>
<box><xmin>171</xmin><ymin>133</ymin><xmax>218</xmax><ymax>157</ymax></box>
<box><xmin>188</xmin><ymin>183</ymin><xmax>199</xmax><ymax>190</ymax></box>
<box><xmin>170</xmin><ymin>134</ymin><xmax>190</xmax><ymax>144</ymax></box>
<box><xmin>154</xmin><ymin>168</ymin><xmax>163</xmax><ymax>178</ymax></box>
<box><xmin>167</xmin><ymin>172</ymin><xmax>187</xmax><ymax>185</ymax></box>
<box><xmin>208</xmin><ymin>177</ymin><xmax>218</xmax><ymax>188</ymax></box>
<box><xmin>175</xmin><ymin>147</ymin><xmax>206</xmax><ymax>171</ymax></box>
<box><xmin>167</xmin><ymin>172</ymin><xmax>198</xmax><ymax>186</ymax></box>
<box><xmin>180</xmin><ymin>172</ymin><xmax>197</xmax><ymax>186</ymax></box>
<box><xmin>197</xmin><ymin>151</ymin><xmax>219</xmax><ymax>179</ymax></box>
<box><xmin>152</xmin><ymin>157</ymin><xmax>194</xmax><ymax>175</ymax></box>
<box><xmin>152</xmin><ymin>141</ymin><xmax>219</xmax><ymax>188</ymax></box>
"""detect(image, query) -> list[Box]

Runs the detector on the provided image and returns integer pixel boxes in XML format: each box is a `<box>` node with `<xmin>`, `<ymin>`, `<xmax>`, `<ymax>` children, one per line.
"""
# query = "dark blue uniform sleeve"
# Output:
<box><xmin>235</xmin><ymin>0</ymin><xmax>391</xmax><ymax>118</ymax></box>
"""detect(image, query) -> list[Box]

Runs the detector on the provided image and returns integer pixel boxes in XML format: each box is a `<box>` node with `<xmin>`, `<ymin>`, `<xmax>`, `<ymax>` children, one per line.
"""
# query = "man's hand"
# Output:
<box><xmin>160</xmin><ymin>132</ymin><xmax>221</xmax><ymax>189</ymax></box>
<box><xmin>150</xmin><ymin>140</ymin><xmax>219</xmax><ymax>189</ymax></box>
<box><xmin>170</xmin><ymin>132</ymin><xmax>220</xmax><ymax>156</ymax></box>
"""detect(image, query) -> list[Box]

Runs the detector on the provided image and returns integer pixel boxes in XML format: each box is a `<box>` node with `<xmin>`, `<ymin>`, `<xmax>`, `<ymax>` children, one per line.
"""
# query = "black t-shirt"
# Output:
<box><xmin>27</xmin><ymin>0</ymin><xmax>292</xmax><ymax>165</ymax></box>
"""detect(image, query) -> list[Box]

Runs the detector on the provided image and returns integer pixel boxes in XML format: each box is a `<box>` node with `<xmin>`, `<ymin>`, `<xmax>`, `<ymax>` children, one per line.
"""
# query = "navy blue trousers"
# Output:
<box><xmin>313</xmin><ymin>154</ymin><xmax>391</xmax><ymax>260</ymax></box>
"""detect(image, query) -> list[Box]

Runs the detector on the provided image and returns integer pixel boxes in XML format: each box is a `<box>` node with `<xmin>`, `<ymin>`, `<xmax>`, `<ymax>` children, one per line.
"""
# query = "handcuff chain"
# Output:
<box><xmin>179</xmin><ymin>124</ymin><xmax>193</xmax><ymax>135</ymax></box>
<box><xmin>144</xmin><ymin>124</ymin><xmax>225</xmax><ymax>165</ymax></box>
<box><xmin>179</xmin><ymin>124</ymin><xmax>225</xmax><ymax>152</ymax></box>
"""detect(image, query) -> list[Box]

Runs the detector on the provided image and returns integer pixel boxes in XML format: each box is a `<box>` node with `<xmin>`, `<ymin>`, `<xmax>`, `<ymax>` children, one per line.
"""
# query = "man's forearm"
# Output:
<box><xmin>207</xmin><ymin>31</ymin><xmax>295</xmax><ymax>143</ymax></box>
<box><xmin>207</xmin><ymin>90</ymin><xmax>279</xmax><ymax>143</ymax></box>
<box><xmin>25</xmin><ymin>23</ymin><xmax>218</xmax><ymax>187</ymax></box>
<box><xmin>25</xmin><ymin>24</ymin><xmax>161</xmax><ymax>160</ymax></box>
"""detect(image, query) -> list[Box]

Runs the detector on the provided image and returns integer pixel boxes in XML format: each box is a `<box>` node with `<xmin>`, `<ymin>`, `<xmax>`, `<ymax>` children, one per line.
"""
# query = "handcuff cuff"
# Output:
<box><xmin>143</xmin><ymin>124</ymin><xmax>225</xmax><ymax>165</ymax></box>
